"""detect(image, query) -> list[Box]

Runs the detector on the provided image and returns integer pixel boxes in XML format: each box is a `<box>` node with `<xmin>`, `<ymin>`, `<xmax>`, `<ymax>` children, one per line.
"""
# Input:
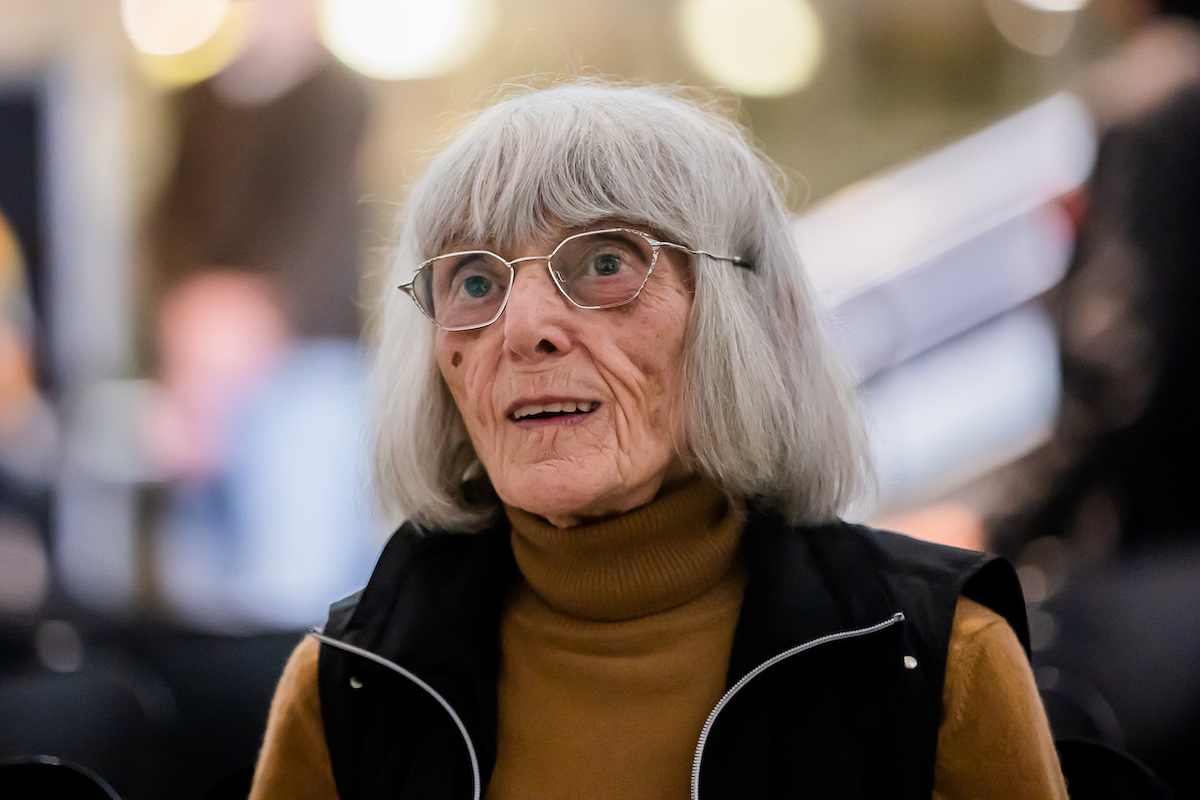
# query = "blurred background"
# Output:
<box><xmin>2</xmin><ymin>0</ymin><xmax>1198</xmax><ymax>797</ymax></box>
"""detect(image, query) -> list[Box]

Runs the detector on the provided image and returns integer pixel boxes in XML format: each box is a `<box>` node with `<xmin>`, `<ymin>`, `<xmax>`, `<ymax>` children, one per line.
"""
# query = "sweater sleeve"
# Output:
<box><xmin>249</xmin><ymin>635</ymin><xmax>340</xmax><ymax>800</ymax></box>
<box><xmin>932</xmin><ymin>597</ymin><xmax>1068</xmax><ymax>800</ymax></box>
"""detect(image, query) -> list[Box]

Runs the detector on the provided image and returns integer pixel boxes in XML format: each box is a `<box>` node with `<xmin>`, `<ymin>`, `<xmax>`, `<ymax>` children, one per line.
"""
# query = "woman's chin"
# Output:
<box><xmin>499</xmin><ymin>486</ymin><xmax>613</xmax><ymax>528</ymax></box>
<box><xmin>496</xmin><ymin>471</ymin><xmax>659</xmax><ymax>528</ymax></box>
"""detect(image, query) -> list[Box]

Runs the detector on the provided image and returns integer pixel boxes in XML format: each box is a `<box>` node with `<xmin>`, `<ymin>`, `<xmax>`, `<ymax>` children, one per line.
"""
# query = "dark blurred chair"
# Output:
<box><xmin>201</xmin><ymin>764</ymin><xmax>254</xmax><ymax>800</ymax></box>
<box><xmin>0</xmin><ymin>668</ymin><xmax>170</xmax><ymax>798</ymax></box>
<box><xmin>1</xmin><ymin>621</ymin><xmax>302</xmax><ymax>799</ymax></box>
<box><xmin>1056</xmin><ymin>738</ymin><xmax>1174</xmax><ymax>800</ymax></box>
<box><xmin>0</xmin><ymin>755</ymin><xmax>122</xmax><ymax>799</ymax></box>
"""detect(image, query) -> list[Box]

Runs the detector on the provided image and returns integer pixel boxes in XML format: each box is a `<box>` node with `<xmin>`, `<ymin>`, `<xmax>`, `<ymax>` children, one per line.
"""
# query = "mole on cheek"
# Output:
<box><xmin>451</xmin><ymin>352</ymin><xmax>463</xmax><ymax>368</ymax></box>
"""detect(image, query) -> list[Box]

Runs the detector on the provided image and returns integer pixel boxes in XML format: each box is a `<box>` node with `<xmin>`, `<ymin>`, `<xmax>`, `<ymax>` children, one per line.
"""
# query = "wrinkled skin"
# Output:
<box><xmin>435</xmin><ymin>226</ymin><xmax>694</xmax><ymax>527</ymax></box>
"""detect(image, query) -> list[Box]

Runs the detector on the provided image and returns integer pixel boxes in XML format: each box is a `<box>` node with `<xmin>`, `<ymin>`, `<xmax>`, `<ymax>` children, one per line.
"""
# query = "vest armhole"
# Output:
<box><xmin>316</xmin><ymin>634</ymin><xmax>366</xmax><ymax>799</ymax></box>
<box><xmin>960</xmin><ymin>557</ymin><xmax>1031</xmax><ymax>657</ymax></box>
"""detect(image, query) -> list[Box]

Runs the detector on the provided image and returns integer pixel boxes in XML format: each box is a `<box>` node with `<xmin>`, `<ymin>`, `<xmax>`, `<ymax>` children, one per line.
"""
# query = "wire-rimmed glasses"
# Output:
<box><xmin>398</xmin><ymin>227</ymin><xmax>753</xmax><ymax>331</ymax></box>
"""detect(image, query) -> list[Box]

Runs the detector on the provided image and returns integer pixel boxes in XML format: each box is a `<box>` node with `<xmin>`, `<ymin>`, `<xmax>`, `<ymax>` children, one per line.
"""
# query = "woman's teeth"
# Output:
<box><xmin>513</xmin><ymin>401</ymin><xmax>595</xmax><ymax>420</ymax></box>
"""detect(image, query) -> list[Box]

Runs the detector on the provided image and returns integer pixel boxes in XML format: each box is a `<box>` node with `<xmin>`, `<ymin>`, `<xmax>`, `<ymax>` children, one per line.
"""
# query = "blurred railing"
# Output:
<box><xmin>798</xmin><ymin>93</ymin><xmax>1097</xmax><ymax>510</ymax></box>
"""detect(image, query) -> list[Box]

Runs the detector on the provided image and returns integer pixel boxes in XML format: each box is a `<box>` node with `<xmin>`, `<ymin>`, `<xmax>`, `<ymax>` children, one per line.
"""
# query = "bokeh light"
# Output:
<box><xmin>1016</xmin><ymin>0</ymin><xmax>1090</xmax><ymax>10</ymax></box>
<box><xmin>121</xmin><ymin>0</ymin><xmax>231</xmax><ymax>56</ymax></box>
<box><xmin>986</xmin><ymin>0</ymin><xmax>1083</xmax><ymax>56</ymax></box>
<box><xmin>679</xmin><ymin>0</ymin><xmax>823</xmax><ymax>98</ymax></box>
<box><xmin>318</xmin><ymin>0</ymin><xmax>497</xmax><ymax>81</ymax></box>
<box><xmin>132</xmin><ymin>1</ymin><xmax>251</xmax><ymax>88</ymax></box>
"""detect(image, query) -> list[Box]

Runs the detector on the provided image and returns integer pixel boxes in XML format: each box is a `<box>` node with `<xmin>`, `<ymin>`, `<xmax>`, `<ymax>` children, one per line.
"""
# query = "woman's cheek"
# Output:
<box><xmin>446</xmin><ymin>355</ymin><xmax>504</xmax><ymax>452</ymax></box>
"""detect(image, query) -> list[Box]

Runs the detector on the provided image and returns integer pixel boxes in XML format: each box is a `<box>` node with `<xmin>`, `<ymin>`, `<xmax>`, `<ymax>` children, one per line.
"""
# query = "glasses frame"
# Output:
<box><xmin>398</xmin><ymin>227</ymin><xmax>753</xmax><ymax>332</ymax></box>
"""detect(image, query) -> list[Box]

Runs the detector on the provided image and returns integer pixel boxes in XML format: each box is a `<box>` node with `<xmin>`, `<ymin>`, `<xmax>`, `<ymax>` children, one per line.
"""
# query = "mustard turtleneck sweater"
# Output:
<box><xmin>249</xmin><ymin>479</ymin><xmax>1067</xmax><ymax>800</ymax></box>
<box><xmin>490</xmin><ymin>479</ymin><xmax>746</xmax><ymax>798</ymax></box>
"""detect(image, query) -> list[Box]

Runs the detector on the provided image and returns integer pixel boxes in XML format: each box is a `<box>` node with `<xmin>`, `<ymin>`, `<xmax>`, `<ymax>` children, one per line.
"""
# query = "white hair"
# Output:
<box><xmin>370</xmin><ymin>80</ymin><xmax>872</xmax><ymax>532</ymax></box>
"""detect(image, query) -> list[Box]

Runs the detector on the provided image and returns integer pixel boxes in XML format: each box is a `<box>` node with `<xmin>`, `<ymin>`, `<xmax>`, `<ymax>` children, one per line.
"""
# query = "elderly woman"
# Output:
<box><xmin>249</xmin><ymin>82</ymin><xmax>1066</xmax><ymax>800</ymax></box>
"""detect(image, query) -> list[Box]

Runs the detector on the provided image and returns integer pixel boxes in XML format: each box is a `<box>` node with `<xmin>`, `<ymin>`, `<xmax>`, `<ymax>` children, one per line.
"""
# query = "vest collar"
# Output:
<box><xmin>331</xmin><ymin>507</ymin><xmax>913</xmax><ymax>756</ymax></box>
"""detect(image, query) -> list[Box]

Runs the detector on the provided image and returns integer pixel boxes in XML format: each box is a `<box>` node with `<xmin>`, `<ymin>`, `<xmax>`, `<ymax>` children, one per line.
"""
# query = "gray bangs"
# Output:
<box><xmin>405</xmin><ymin>85</ymin><xmax>736</xmax><ymax>259</ymax></box>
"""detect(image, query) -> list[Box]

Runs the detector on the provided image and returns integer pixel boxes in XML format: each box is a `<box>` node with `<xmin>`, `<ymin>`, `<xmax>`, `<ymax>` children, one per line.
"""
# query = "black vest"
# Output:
<box><xmin>316</xmin><ymin>508</ymin><xmax>1029</xmax><ymax>799</ymax></box>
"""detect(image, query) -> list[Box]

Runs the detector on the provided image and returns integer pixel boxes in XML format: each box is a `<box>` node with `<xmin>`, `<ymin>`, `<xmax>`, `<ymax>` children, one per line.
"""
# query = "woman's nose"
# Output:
<box><xmin>501</xmin><ymin>262</ymin><xmax>574</xmax><ymax>359</ymax></box>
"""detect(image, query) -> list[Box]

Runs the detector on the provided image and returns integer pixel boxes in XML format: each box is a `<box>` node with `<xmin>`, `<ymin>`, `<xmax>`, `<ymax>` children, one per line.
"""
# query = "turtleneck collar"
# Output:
<box><xmin>504</xmin><ymin>476</ymin><xmax>744</xmax><ymax>622</ymax></box>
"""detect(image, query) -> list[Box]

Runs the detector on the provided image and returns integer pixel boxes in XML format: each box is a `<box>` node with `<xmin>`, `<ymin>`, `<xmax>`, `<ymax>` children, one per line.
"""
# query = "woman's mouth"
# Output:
<box><xmin>509</xmin><ymin>400</ymin><xmax>599</xmax><ymax>423</ymax></box>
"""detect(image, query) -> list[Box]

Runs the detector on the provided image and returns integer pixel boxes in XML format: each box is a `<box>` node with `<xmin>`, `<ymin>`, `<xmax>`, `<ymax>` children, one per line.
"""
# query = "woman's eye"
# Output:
<box><xmin>590</xmin><ymin>252</ymin><xmax>624</xmax><ymax>276</ymax></box>
<box><xmin>462</xmin><ymin>274</ymin><xmax>493</xmax><ymax>298</ymax></box>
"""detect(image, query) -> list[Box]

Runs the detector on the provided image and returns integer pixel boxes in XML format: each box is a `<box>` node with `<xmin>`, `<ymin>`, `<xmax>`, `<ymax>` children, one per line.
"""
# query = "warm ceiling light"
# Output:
<box><xmin>1015</xmin><ymin>0</ymin><xmax>1090</xmax><ymax>10</ymax></box>
<box><xmin>319</xmin><ymin>0</ymin><xmax>496</xmax><ymax>81</ymax></box>
<box><xmin>133</xmin><ymin>0</ymin><xmax>250</xmax><ymax>87</ymax></box>
<box><xmin>680</xmin><ymin>0</ymin><xmax>823</xmax><ymax>98</ymax></box>
<box><xmin>986</xmin><ymin>0</ymin><xmax>1082</xmax><ymax>56</ymax></box>
<box><xmin>122</xmin><ymin>0</ymin><xmax>231</xmax><ymax>56</ymax></box>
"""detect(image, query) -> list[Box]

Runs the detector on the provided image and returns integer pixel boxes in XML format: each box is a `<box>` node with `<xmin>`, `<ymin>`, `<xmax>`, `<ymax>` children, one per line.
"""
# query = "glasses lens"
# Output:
<box><xmin>421</xmin><ymin>251</ymin><xmax>512</xmax><ymax>329</ymax></box>
<box><xmin>550</xmin><ymin>230</ymin><xmax>654</xmax><ymax>308</ymax></box>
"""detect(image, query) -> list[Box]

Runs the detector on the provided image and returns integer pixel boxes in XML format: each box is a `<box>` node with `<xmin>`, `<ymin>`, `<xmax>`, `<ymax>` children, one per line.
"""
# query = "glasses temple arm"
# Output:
<box><xmin>670</xmin><ymin>243</ymin><xmax>755</xmax><ymax>272</ymax></box>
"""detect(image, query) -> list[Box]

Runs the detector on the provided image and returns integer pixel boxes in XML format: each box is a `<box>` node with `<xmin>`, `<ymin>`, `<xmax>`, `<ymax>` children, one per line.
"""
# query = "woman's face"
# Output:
<box><xmin>434</xmin><ymin>225</ymin><xmax>694</xmax><ymax>527</ymax></box>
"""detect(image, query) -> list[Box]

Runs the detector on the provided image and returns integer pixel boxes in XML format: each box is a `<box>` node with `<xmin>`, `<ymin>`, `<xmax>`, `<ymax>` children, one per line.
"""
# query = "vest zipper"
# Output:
<box><xmin>689</xmin><ymin>611</ymin><xmax>906</xmax><ymax>800</ymax></box>
<box><xmin>309</xmin><ymin>630</ymin><xmax>483</xmax><ymax>800</ymax></box>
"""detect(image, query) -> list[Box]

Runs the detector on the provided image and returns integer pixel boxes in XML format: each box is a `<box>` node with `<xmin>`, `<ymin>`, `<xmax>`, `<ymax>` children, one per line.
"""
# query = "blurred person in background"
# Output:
<box><xmin>249</xmin><ymin>82</ymin><xmax>1066</xmax><ymax>800</ymax></box>
<box><xmin>976</xmin><ymin>0</ymin><xmax>1200</xmax><ymax>793</ymax></box>
<box><xmin>142</xmin><ymin>0</ymin><xmax>377</xmax><ymax>630</ymax></box>
<box><xmin>0</xmin><ymin>211</ymin><xmax>57</xmax><ymax>617</ymax></box>
<box><xmin>144</xmin><ymin>268</ymin><xmax>379</xmax><ymax>629</ymax></box>
<box><xmin>146</xmin><ymin>0</ymin><xmax>366</xmax><ymax>341</ymax></box>
<box><xmin>986</xmin><ymin>0</ymin><xmax>1200</xmax><ymax>553</ymax></box>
